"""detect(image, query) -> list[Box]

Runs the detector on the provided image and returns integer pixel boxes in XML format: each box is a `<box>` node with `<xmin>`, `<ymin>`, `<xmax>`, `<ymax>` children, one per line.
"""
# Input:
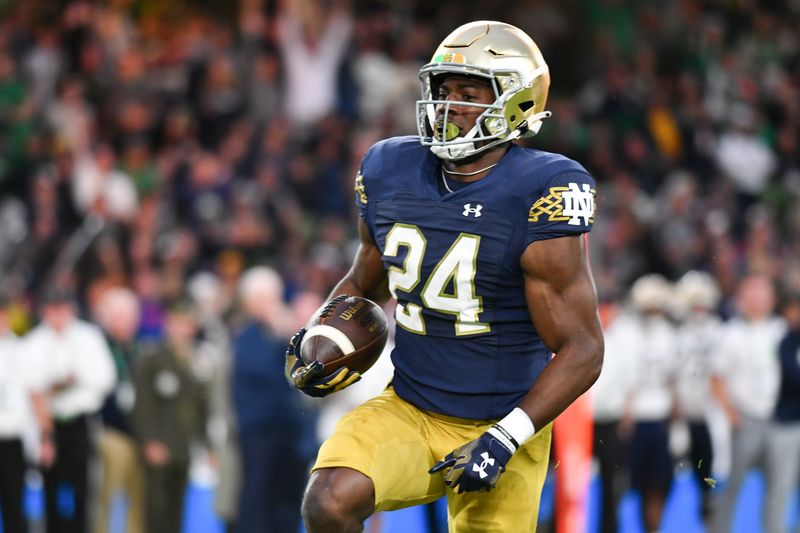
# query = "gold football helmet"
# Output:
<box><xmin>417</xmin><ymin>21</ymin><xmax>551</xmax><ymax>161</ymax></box>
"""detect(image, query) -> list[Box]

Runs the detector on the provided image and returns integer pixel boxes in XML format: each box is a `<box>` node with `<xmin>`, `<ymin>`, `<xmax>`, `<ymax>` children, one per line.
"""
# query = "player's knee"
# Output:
<box><xmin>302</xmin><ymin>468</ymin><xmax>375</xmax><ymax>532</ymax></box>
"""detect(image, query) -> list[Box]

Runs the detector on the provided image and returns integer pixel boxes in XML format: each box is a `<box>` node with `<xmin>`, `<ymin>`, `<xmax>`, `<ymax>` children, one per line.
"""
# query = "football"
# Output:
<box><xmin>300</xmin><ymin>295</ymin><xmax>389</xmax><ymax>375</ymax></box>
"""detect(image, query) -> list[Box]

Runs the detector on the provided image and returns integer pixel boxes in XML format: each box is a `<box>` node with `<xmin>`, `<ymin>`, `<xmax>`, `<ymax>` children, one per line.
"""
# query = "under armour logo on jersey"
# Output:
<box><xmin>562</xmin><ymin>183</ymin><xmax>595</xmax><ymax>226</ymax></box>
<box><xmin>472</xmin><ymin>452</ymin><xmax>495</xmax><ymax>479</ymax></box>
<box><xmin>463</xmin><ymin>203</ymin><xmax>483</xmax><ymax>217</ymax></box>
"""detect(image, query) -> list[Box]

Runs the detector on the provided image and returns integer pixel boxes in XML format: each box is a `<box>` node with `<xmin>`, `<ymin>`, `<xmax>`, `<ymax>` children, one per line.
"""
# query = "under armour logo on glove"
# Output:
<box><xmin>429</xmin><ymin>431</ymin><xmax>514</xmax><ymax>493</ymax></box>
<box><xmin>472</xmin><ymin>452</ymin><xmax>495</xmax><ymax>479</ymax></box>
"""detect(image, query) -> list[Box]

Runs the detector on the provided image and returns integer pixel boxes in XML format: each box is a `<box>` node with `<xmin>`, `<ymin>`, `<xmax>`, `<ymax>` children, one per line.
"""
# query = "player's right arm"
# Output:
<box><xmin>285</xmin><ymin>217</ymin><xmax>389</xmax><ymax>397</ymax></box>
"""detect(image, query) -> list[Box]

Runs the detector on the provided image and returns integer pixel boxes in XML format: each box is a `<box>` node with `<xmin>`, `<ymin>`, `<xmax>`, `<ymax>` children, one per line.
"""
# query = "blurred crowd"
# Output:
<box><xmin>1</xmin><ymin>0</ymin><xmax>800</xmax><ymax>531</ymax></box>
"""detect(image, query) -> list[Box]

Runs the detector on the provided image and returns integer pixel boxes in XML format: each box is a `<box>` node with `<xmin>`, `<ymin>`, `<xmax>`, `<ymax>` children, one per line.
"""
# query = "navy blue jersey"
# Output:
<box><xmin>356</xmin><ymin>136</ymin><xmax>596</xmax><ymax>420</ymax></box>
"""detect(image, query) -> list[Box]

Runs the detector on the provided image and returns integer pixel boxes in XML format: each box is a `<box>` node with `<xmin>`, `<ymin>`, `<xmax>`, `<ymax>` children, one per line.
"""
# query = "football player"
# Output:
<box><xmin>285</xmin><ymin>20</ymin><xmax>604</xmax><ymax>532</ymax></box>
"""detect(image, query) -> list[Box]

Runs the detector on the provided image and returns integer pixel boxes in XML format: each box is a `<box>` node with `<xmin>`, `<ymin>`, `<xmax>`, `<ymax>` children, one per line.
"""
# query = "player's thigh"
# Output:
<box><xmin>446</xmin><ymin>424</ymin><xmax>552</xmax><ymax>533</ymax></box>
<box><xmin>313</xmin><ymin>387</ymin><xmax>445</xmax><ymax>512</ymax></box>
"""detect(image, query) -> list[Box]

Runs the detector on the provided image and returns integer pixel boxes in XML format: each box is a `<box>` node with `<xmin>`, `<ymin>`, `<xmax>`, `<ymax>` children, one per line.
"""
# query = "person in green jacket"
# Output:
<box><xmin>133</xmin><ymin>298</ymin><xmax>208</xmax><ymax>533</ymax></box>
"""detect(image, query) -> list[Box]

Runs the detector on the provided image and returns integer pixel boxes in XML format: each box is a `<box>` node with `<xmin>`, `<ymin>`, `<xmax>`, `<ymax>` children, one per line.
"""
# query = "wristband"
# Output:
<box><xmin>487</xmin><ymin>408</ymin><xmax>536</xmax><ymax>453</ymax></box>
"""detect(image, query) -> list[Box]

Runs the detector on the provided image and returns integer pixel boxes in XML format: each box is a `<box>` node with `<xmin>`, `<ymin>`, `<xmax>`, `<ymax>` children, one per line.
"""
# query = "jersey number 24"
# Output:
<box><xmin>384</xmin><ymin>223</ymin><xmax>489</xmax><ymax>336</ymax></box>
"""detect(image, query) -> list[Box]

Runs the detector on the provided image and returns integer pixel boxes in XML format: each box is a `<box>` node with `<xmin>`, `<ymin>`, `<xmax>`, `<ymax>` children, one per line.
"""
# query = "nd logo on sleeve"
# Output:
<box><xmin>528</xmin><ymin>182</ymin><xmax>596</xmax><ymax>226</ymax></box>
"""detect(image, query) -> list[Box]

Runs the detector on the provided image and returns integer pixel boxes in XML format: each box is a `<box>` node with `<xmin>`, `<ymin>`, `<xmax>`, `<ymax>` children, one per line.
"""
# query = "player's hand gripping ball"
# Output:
<box><xmin>285</xmin><ymin>295</ymin><xmax>388</xmax><ymax>397</ymax></box>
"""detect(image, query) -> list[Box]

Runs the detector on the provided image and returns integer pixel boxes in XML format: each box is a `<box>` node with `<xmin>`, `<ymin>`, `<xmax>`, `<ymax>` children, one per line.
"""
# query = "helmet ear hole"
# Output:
<box><xmin>518</xmin><ymin>100</ymin><xmax>534</xmax><ymax>112</ymax></box>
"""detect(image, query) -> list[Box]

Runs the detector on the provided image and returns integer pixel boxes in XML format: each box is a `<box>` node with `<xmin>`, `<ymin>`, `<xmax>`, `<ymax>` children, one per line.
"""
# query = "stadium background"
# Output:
<box><xmin>1</xmin><ymin>0</ymin><xmax>799</xmax><ymax>531</ymax></box>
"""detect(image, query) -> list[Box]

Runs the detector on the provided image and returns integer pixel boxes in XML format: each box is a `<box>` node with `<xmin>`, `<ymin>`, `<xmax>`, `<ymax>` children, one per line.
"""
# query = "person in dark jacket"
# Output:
<box><xmin>765</xmin><ymin>294</ymin><xmax>800</xmax><ymax>533</ymax></box>
<box><xmin>233</xmin><ymin>266</ymin><xmax>310</xmax><ymax>533</ymax></box>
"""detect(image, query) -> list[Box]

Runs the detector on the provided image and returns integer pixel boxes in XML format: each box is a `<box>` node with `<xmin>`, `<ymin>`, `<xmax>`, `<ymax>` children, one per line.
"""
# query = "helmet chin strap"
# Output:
<box><xmin>430</xmin><ymin>124</ymin><xmax>481</xmax><ymax>160</ymax></box>
<box><xmin>431</xmin><ymin>124</ymin><xmax>523</xmax><ymax>161</ymax></box>
<box><xmin>431</xmin><ymin>141</ymin><xmax>473</xmax><ymax>161</ymax></box>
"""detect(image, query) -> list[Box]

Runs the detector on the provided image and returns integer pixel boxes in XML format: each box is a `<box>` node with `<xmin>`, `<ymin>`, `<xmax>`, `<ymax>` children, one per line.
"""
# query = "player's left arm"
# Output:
<box><xmin>429</xmin><ymin>234</ymin><xmax>603</xmax><ymax>493</ymax></box>
<box><xmin>517</xmin><ymin>233</ymin><xmax>604</xmax><ymax>428</ymax></box>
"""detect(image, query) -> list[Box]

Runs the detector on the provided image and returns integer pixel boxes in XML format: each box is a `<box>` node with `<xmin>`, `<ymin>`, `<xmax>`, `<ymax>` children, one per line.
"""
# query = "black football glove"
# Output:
<box><xmin>284</xmin><ymin>328</ymin><xmax>361</xmax><ymax>398</ymax></box>
<box><xmin>429</xmin><ymin>429</ymin><xmax>515</xmax><ymax>493</ymax></box>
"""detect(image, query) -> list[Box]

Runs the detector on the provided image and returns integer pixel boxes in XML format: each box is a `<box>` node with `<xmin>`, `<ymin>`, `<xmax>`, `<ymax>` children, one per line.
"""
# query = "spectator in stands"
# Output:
<box><xmin>93</xmin><ymin>287</ymin><xmax>144</xmax><ymax>533</ymax></box>
<box><xmin>710</xmin><ymin>274</ymin><xmax>785</xmax><ymax>533</ymax></box>
<box><xmin>765</xmin><ymin>294</ymin><xmax>800</xmax><ymax>533</ymax></box>
<box><xmin>277</xmin><ymin>0</ymin><xmax>353</xmax><ymax>133</ymax></box>
<box><xmin>232</xmin><ymin>266</ymin><xmax>309</xmax><ymax>533</ymax></box>
<box><xmin>133</xmin><ymin>297</ymin><xmax>208</xmax><ymax>533</ymax></box>
<box><xmin>22</xmin><ymin>287</ymin><xmax>116</xmax><ymax>533</ymax></box>
<box><xmin>244</xmin><ymin>49</ymin><xmax>283</xmax><ymax>127</ymax></box>
<box><xmin>72</xmin><ymin>142</ymin><xmax>138</xmax><ymax>223</ymax></box>
<box><xmin>673</xmin><ymin>270</ymin><xmax>722</xmax><ymax>523</ymax></box>
<box><xmin>625</xmin><ymin>274</ymin><xmax>680</xmax><ymax>533</ymax></box>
